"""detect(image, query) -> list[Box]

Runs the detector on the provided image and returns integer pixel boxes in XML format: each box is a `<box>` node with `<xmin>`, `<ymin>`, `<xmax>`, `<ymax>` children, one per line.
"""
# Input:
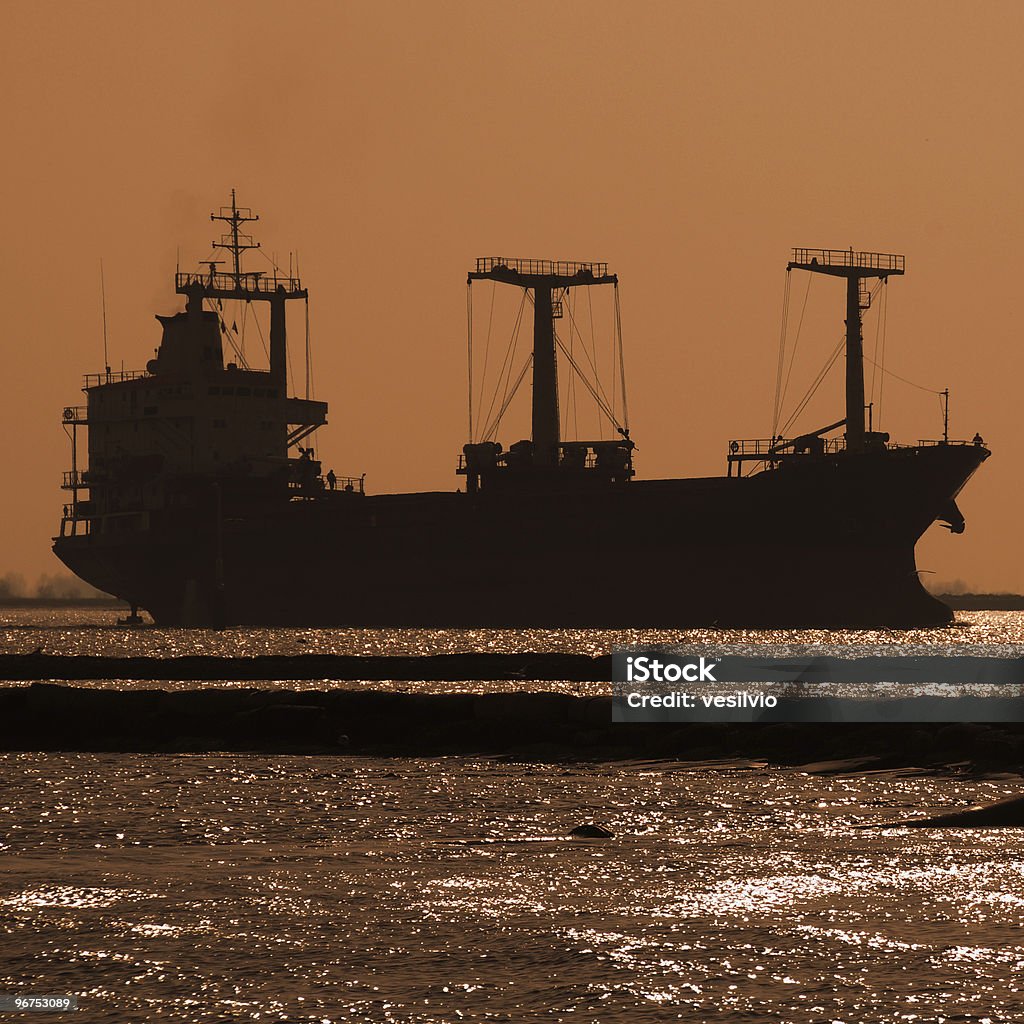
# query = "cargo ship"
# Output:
<box><xmin>53</xmin><ymin>194</ymin><xmax>990</xmax><ymax>627</ymax></box>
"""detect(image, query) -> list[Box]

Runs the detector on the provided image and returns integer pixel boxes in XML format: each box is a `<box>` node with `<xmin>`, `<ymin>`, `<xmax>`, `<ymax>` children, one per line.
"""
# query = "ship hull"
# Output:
<box><xmin>53</xmin><ymin>444</ymin><xmax>987</xmax><ymax>628</ymax></box>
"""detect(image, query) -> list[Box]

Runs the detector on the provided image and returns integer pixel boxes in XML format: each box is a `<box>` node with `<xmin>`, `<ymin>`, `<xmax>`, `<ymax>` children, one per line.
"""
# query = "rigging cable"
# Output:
<box><xmin>554</xmin><ymin>333</ymin><xmax>623</xmax><ymax>431</ymax></box>
<box><xmin>220</xmin><ymin>320</ymin><xmax>249</xmax><ymax>368</ymax></box>
<box><xmin>560</xmin><ymin>292</ymin><xmax>614</xmax><ymax>417</ymax></box>
<box><xmin>298</xmin><ymin>254</ymin><xmax>313</xmax><ymax>403</ymax></box>
<box><xmin>305</xmin><ymin>296</ymin><xmax>313</xmax><ymax>401</ymax></box>
<box><xmin>610</xmin><ymin>289</ymin><xmax>617</xmax><ymax>426</ymax></box>
<box><xmin>566</xmin><ymin>288</ymin><xmax>579</xmax><ymax>439</ymax></box>
<box><xmin>479</xmin><ymin>288</ymin><xmax>527</xmax><ymax>440</ymax></box>
<box><xmin>861</xmin><ymin>352</ymin><xmax>941</xmax><ymax>395</ymax></box>
<box><xmin>869</xmin><ymin>278</ymin><xmax>883</xmax><ymax>410</ymax></box>
<box><xmin>778</xmin><ymin>277</ymin><xmax>889</xmax><ymax>438</ymax></box>
<box><xmin>100</xmin><ymin>259</ymin><xmax>110</xmax><ymax>372</ymax></box>
<box><xmin>777</xmin><ymin>271</ymin><xmax>813</xmax><ymax>435</ymax></box>
<box><xmin>772</xmin><ymin>270</ymin><xmax>792</xmax><ymax>439</ymax></box>
<box><xmin>482</xmin><ymin>354</ymin><xmax>533</xmax><ymax>442</ymax></box>
<box><xmin>239</xmin><ymin>296</ymin><xmax>248</xmax><ymax>363</ymax></box>
<box><xmin>615</xmin><ymin>283</ymin><xmax>629</xmax><ymax>432</ymax></box>
<box><xmin>213</xmin><ymin>302</ymin><xmax>250</xmax><ymax>369</ymax></box>
<box><xmin>466</xmin><ymin>282</ymin><xmax>473</xmax><ymax>442</ymax></box>
<box><xmin>586</xmin><ymin>287</ymin><xmax>602</xmax><ymax>439</ymax></box>
<box><xmin>778</xmin><ymin>333</ymin><xmax>846</xmax><ymax>436</ymax></box>
<box><xmin>522</xmin><ymin>287</ymin><xmax>622</xmax><ymax>436</ymax></box>
<box><xmin>878</xmin><ymin>280</ymin><xmax>888</xmax><ymax>429</ymax></box>
<box><xmin>497</xmin><ymin>289</ymin><xmax>528</xmax><ymax>428</ymax></box>
<box><xmin>474</xmin><ymin>282</ymin><xmax>497</xmax><ymax>440</ymax></box>
<box><xmin>306</xmin><ymin>296</ymin><xmax>318</xmax><ymax>457</ymax></box>
<box><xmin>249</xmin><ymin>305</ymin><xmax>271</xmax><ymax>363</ymax></box>
<box><xmin>286</xmin><ymin>324</ymin><xmax>296</xmax><ymax>407</ymax></box>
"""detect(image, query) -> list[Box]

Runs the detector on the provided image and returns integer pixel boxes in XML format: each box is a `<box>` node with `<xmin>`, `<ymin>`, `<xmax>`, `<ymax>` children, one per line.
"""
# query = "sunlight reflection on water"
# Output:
<box><xmin>5</xmin><ymin>608</ymin><xmax>1024</xmax><ymax>658</ymax></box>
<box><xmin>5</xmin><ymin>609</ymin><xmax>1024</xmax><ymax>697</ymax></box>
<box><xmin>1</xmin><ymin>755</ymin><xmax>1023</xmax><ymax>1022</ymax></box>
<box><xmin>3</xmin><ymin>609</ymin><xmax>1024</xmax><ymax>1019</ymax></box>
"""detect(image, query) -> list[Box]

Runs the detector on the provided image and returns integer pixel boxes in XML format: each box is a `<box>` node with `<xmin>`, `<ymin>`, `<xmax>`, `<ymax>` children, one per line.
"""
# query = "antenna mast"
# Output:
<box><xmin>211</xmin><ymin>188</ymin><xmax>260</xmax><ymax>290</ymax></box>
<box><xmin>177</xmin><ymin>192</ymin><xmax>306</xmax><ymax>390</ymax></box>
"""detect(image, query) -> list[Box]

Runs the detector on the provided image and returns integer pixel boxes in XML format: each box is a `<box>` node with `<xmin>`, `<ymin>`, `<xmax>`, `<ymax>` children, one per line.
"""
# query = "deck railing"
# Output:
<box><xmin>474</xmin><ymin>257</ymin><xmax>610</xmax><ymax>278</ymax></box>
<box><xmin>727</xmin><ymin>437</ymin><xmax>847</xmax><ymax>457</ymax></box>
<box><xmin>916</xmin><ymin>438</ymin><xmax>986</xmax><ymax>447</ymax></box>
<box><xmin>728</xmin><ymin>436</ymin><xmax>984</xmax><ymax>462</ymax></box>
<box><xmin>83</xmin><ymin>370</ymin><xmax>149</xmax><ymax>388</ymax></box>
<box><xmin>325</xmin><ymin>475</ymin><xmax>365</xmax><ymax>494</ymax></box>
<box><xmin>62</xmin><ymin>470</ymin><xmax>107</xmax><ymax>489</ymax></box>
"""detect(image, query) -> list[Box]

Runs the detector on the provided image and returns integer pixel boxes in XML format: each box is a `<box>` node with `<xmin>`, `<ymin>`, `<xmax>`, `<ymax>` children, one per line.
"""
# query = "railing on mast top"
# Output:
<box><xmin>790</xmin><ymin>249</ymin><xmax>905</xmax><ymax>273</ymax></box>
<box><xmin>175</xmin><ymin>271</ymin><xmax>304</xmax><ymax>296</ymax></box>
<box><xmin>474</xmin><ymin>257</ymin><xmax>609</xmax><ymax>278</ymax></box>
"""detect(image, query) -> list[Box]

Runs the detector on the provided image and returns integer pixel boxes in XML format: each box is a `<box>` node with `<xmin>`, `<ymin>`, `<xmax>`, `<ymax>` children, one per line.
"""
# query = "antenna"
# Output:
<box><xmin>211</xmin><ymin>187</ymin><xmax>260</xmax><ymax>289</ymax></box>
<box><xmin>100</xmin><ymin>259</ymin><xmax>110</xmax><ymax>376</ymax></box>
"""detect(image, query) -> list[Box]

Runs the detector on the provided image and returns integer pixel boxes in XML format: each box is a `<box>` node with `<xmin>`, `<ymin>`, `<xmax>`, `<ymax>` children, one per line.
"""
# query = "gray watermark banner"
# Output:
<box><xmin>612</xmin><ymin>646</ymin><xmax>1024</xmax><ymax>722</ymax></box>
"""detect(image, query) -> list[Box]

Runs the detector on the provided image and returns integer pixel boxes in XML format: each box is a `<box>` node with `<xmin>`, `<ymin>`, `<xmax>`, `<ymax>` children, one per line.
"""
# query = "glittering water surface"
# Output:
<box><xmin>3</xmin><ymin>609</ymin><xmax>1024</xmax><ymax>1020</ymax></box>
<box><xmin>5</xmin><ymin>607</ymin><xmax>1024</xmax><ymax>657</ymax></box>
<box><xmin>5</xmin><ymin>609</ymin><xmax>1024</xmax><ymax>697</ymax></box>
<box><xmin>1</xmin><ymin>755</ymin><xmax>1023</xmax><ymax>1023</ymax></box>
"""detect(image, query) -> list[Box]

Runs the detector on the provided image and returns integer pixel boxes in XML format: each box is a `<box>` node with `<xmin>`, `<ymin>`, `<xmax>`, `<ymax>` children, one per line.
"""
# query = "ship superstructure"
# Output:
<box><xmin>460</xmin><ymin>257</ymin><xmax>634</xmax><ymax>493</ymax></box>
<box><xmin>61</xmin><ymin>193</ymin><xmax>334</xmax><ymax>528</ymax></box>
<box><xmin>54</xmin><ymin>197</ymin><xmax>990</xmax><ymax>627</ymax></box>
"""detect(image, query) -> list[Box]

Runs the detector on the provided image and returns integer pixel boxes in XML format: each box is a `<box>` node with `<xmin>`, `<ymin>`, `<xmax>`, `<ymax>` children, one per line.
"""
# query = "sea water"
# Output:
<box><xmin>1</xmin><ymin>609</ymin><xmax>1023</xmax><ymax>1022</ymax></box>
<box><xmin>3</xmin><ymin>607</ymin><xmax>1024</xmax><ymax>694</ymax></box>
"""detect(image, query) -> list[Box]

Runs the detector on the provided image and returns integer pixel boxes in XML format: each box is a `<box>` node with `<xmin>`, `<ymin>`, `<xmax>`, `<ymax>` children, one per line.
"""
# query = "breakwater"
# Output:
<box><xmin>2</xmin><ymin>684</ymin><xmax>1024</xmax><ymax>769</ymax></box>
<box><xmin>0</xmin><ymin>653</ymin><xmax>610</xmax><ymax>682</ymax></box>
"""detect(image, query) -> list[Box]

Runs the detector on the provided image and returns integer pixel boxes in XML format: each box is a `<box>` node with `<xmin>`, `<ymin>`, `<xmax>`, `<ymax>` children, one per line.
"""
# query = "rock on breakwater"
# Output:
<box><xmin>2</xmin><ymin>685</ymin><xmax>1024</xmax><ymax>769</ymax></box>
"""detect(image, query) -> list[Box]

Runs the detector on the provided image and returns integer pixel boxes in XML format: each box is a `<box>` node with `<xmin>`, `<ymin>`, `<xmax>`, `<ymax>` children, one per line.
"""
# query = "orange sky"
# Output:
<box><xmin>2</xmin><ymin>0</ymin><xmax>1021</xmax><ymax>591</ymax></box>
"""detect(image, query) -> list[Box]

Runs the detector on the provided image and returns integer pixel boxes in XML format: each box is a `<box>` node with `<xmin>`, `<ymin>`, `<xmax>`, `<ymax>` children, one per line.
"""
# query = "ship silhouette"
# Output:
<box><xmin>53</xmin><ymin>194</ymin><xmax>990</xmax><ymax>627</ymax></box>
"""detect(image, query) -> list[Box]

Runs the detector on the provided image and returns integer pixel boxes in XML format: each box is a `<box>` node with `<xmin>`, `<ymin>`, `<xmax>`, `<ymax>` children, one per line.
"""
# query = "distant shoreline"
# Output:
<box><xmin>2</xmin><ymin>594</ymin><xmax>1022</xmax><ymax>612</ymax></box>
<box><xmin>935</xmin><ymin>594</ymin><xmax>1024</xmax><ymax>610</ymax></box>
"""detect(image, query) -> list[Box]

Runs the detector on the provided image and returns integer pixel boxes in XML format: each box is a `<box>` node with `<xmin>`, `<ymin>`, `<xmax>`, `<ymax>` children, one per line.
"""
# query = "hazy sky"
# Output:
<box><xmin>3</xmin><ymin>0</ymin><xmax>1022</xmax><ymax>590</ymax></box>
